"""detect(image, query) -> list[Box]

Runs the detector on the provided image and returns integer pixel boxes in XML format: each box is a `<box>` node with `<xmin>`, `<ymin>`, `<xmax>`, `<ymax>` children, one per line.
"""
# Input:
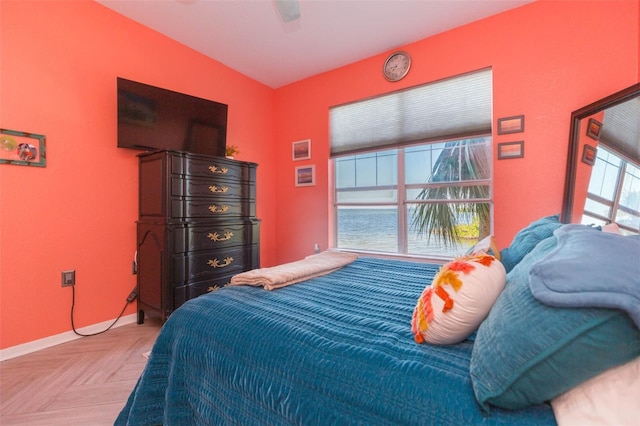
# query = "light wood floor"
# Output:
<box><xmin>0</xmin><ymin>319</ymin><xmax>162</xmax><ymax>425</ymax></box>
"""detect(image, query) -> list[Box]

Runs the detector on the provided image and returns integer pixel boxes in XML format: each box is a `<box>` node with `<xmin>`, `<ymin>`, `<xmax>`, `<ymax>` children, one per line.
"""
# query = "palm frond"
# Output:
<box><xmin>411</xmin><ymin>138</ymin><xmax>491</xmax><ymax>247</ymax></box>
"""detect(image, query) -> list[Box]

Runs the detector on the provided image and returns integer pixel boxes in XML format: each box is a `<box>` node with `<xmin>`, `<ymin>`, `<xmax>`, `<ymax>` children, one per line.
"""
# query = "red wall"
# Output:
<box><xmin>0</xmin><ymin>0</ymin><xmax>277</xmax><ymax>350</ymax></box>
<box><xmin>273</xmin><ymin>0</ymin><xmax>639</xmax><ymax>263</ymax></box>
<box><xmin>1</xmin><ymin>0</ymin><xmax>638</xmax><ymax>351</ymax></box>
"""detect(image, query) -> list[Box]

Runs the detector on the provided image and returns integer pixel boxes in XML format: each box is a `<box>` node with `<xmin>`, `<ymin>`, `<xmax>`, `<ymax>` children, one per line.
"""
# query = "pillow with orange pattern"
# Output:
<box><xmin>412</xmin><ymin>254</ymin><xmax>506</xmax><ymax>345</ymax></box>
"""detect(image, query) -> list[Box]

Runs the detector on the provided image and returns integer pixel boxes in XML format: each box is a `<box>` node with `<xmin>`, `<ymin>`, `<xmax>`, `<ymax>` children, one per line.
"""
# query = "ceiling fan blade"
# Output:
<box><xmin>275</xmin><ymin>0</ymin><xmax>301</xmax><ymax>22</ymax></box>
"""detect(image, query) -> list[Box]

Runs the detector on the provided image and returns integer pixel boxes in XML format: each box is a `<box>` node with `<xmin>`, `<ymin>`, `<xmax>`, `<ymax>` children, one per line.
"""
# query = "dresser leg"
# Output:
<box><xmin>137</xmin><ymin>309</ymin><xmax>145</xmax><ymax>325</ymax></box>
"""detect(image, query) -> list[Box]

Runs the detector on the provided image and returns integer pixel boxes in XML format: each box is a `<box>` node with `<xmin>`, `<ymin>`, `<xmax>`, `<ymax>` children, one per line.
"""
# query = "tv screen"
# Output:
<box><xmin>117</xmin><ymin>77</ymin><xmax>227</xmax><ymax>156</ymax></box>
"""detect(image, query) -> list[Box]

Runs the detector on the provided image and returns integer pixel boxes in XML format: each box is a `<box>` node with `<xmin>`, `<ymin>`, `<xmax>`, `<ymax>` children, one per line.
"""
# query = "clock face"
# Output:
<box><xmin>383</xmin><ymin>51</ymin><xmax>411</xmax><ymax>81</ymax></box>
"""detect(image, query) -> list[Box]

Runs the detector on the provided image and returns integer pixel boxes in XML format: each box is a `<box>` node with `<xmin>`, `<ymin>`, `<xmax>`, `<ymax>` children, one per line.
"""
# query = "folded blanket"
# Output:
<box><xmin>529</xmin><ymin>225</ymin><xmax>640</xmax><ymax>328</ymax></box>
<box><xmin>230</xmin><ymin>251</ymin><xmax>359</xmax><ymax>290</ymax></box>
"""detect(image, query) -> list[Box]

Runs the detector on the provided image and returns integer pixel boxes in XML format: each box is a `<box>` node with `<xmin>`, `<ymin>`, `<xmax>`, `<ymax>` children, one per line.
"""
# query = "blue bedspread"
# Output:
<box><xmin>116</xmin><ymin>257</ymin><xmax>555</xmax><ymax>425</ymax></box>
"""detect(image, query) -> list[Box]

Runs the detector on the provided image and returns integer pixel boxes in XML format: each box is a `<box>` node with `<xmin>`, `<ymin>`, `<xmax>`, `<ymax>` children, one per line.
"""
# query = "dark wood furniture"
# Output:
<box><xmin>136</xmin><ymin>150</ymin><xmax>259</xmax><ymax>324</ymax></box>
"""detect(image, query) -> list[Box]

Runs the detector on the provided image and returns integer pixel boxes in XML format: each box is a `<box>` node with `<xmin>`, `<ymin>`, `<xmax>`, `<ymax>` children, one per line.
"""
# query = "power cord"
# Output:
<box><xmin>70</xmin><ymin>285</ymin><xmax>136</xmax><ymax>337</ymax></box>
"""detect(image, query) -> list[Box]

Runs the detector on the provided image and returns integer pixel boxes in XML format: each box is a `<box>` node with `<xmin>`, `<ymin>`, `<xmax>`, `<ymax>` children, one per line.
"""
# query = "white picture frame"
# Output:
<box><xmin>292</xmin><ymin>139</ymin><xmax>311</xmax><ymax>161</ymax></box>
<box><xmin>295</xmin><ymin>165</ymin><xmax>315</xmax><ymax>187</ymax></box>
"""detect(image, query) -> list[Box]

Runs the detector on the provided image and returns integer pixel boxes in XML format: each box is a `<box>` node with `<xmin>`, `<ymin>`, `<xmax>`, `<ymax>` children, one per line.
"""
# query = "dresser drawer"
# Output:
<box><xmin>172</xmin><ymin>154</ymin><xmax>256</xmax><ymax>182</ymax></box>
<box><xmin>171</xmin><ymin>198</ymin><xmax>256</xmax><ymax>219</ymax></box>
<box><xmin>171</xmin><ymin>176</ymin><xmax>256</xmax><ymax>199</ymax></box>
<box><xmin>173</xmin><ymin>273</ymin><xmax>236</xmax><ymax>308</ymax></box>
<box><xmin>173</xmin><ymin>220</ymin><xmax>260</xmax><ymax>253</ymax></box>
<box><xmin>173</xmin><ymin>244</ymin><xmax>259</xmax><ymax>285</ymax></box>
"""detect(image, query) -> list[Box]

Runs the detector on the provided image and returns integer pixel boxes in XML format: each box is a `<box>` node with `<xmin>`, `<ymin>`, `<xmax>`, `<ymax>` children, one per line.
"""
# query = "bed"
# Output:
<box><xmin>116</xmin><ymin>216</ymin><xmax>640</xmax><ymax>425</ymax></box>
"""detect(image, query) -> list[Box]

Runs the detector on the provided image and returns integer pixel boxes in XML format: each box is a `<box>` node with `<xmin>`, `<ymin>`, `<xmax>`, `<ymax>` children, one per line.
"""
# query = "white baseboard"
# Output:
<box><xmin>0</xmin><ymin>313</ymin><xmax>138</xmax><ymax>362</ymax></box>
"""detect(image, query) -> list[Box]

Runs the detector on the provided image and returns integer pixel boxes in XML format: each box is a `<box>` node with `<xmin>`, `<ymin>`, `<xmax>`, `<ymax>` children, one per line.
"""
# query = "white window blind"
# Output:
<box><xmin>600</xmin><ymin>97</ymin><xmax>640</xmax><ymax>164</ymax></box>
<box><xmin>330</xmin><ymin>68</ymin><xmax>493</xmax><ymax>157</ymax></box>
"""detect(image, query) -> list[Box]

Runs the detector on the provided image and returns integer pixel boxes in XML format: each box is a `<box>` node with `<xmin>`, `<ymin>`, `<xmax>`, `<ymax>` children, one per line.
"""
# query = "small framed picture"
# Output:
<box><xmin>497</xmin><ymin>115</ymin><xmax>525</xmax><ymax>135</ymax></box>
<box><xmin>292</xmin><ymin>139</ymin><xmax>311</xmax><ymax>161</ymax></box>
<box><xmin>586</xmin><ymin>118</ymin><xmax>602</xmax><ymax>140</ymax></box>
<box><xmin>582</xmin><ymin>144</ymin><xmax>597</xmax><ymax>166</ymax></box>
<box><xmin>295</xmin><ymin>165</ymin><xmax>315</xmax><ymax>187</ymax></box>
<box><xmin>497</xmin><ymin>141</ymin><xmax>524</xmax><ymax>160</ymax></box>
<box><xmin>0</xmin><ymin>128</ymin><xmax>46</xmax><ymax>167</ymax></box>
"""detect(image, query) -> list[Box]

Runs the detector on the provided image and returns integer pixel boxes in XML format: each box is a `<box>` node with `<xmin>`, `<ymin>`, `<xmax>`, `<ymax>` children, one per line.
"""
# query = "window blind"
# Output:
<box><xmin>600</xmin><ymin>97</ymin><xmax>640</xmax><ymax>164</ymax></box>
<box><xmin>330</xmin><ymin>68</ymin><xmax>493</xmax><ymax>157</ymax></box>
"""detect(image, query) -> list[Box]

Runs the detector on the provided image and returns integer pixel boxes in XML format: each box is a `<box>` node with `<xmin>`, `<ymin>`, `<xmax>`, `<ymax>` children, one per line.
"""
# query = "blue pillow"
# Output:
<box><xmin>470</xmin><ymin>227</ymin><xmax>640</xmax><ymax>411</ymax></box>
<box><xmin>529</xmin><ymin>226</ymin><xmax>640</xmax><ymax>328</ymax></box>
<box><xmin>500</xmin><ymin>215</ymin><xmax>562</xmax><ymax>273</ymax></box>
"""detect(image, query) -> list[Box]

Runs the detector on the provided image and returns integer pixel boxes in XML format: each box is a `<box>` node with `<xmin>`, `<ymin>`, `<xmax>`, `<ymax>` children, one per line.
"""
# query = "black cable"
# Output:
<box><xmin>70</xmin><ymin>285</ymin><xmax>132</xmax><ymax>337</ymax></box>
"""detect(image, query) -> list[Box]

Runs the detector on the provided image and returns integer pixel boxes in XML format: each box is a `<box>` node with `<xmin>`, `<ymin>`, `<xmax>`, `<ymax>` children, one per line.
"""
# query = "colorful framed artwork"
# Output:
<box><xmin>0</xmin><ymin>128</ymin><xmax>46</xmax><ymax>167</ymax></box>
<box><xmin>586</xmin><ymin>118</ymin><xmax>602</xmax><ymax>140</ymax></box>
<box><xmin>497</xmin><ymin>141</ymin><xmax>524</xmax><ymax>159</ymax></box>
<box><xmin>497</xmin><ymin>115</ymin><xmax>525</xmax><ymax>135</ymax></box>
<box><xmin>295</xmin><ymin>165</ymin><xmax>315</xmax><ymax>187</ymax></box>
<box><xmin>292</xmin><ymin>139</ymin><xmax>311</xmax><ymax>161</ymax></box>
<box><xmin>582</xmin><ymin>144</ymin><xmax>597</xmax><ymax>166</ymax></box>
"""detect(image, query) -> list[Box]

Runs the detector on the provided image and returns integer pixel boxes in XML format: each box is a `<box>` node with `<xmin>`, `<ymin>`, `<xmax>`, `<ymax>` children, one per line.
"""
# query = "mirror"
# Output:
<box><xmin>562</xmin><ymin>83</ymin><xmax>640</xmax><ymax>233</ymax></box>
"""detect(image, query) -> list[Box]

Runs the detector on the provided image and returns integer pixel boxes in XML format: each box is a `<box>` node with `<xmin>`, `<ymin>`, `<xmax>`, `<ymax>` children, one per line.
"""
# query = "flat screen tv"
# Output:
<box><xmin>117</xmin><ymin>77</ymin><xmax>227</xmax><ymax>156</ymax></box>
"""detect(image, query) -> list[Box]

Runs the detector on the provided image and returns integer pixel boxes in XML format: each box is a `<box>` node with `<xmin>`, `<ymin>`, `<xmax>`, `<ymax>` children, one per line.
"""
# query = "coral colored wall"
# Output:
<box><xmin>273</xmin><ymin>0</ymin><xmax>639</xmax><ymax>264</ymax></box>
<box><xmin>0</xmin><ymin>1</ymin><xmax>277</xmax><ymax>350</ymax></box>
<box><xmin>1</xmin><ymin>0</ymin><xmax>638</xmax><ymax>352</ymax></box>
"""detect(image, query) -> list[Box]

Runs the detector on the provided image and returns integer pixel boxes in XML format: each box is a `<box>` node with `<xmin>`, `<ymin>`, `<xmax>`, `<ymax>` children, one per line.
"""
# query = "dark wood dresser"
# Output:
<box><xmin>136</xmin><ymin>150</ymin><xmax>259</xmax><ymax>323</ymax></box>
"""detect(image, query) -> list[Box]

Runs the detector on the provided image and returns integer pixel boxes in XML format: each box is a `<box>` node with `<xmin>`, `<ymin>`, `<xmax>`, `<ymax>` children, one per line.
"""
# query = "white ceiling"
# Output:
<box><xmin>96</xmin><ymin>0</ymin><xmax>534</xmax><ymax>88</ymax></box>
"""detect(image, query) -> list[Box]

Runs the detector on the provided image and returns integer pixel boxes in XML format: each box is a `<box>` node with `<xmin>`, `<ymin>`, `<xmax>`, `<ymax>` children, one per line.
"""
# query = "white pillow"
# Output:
<box><xmin>551</xmin><ymin>356</ymin><xmax>640</xmax><ymax>426</ymax></box>
<box><xmin>411</xmin><ymin>254</ymin><xmax>506</xmax><ymax>345</ymax></box>
<box><xmin>465</xmin><ymin>234</ymin><xmax>501</xmax><ymax>260</ymax></box>
<box><xmin>601</xmin><ymin>223</ymin><xmax>621</xmax><ymax>234</ymax></box>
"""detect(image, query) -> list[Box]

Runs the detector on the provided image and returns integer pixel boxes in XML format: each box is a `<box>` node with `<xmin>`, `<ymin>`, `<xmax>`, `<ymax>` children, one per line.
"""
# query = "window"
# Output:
<box><xmin>582</xmin><ymin>146</ymin><xmax>640</xmax><ymax>234</ymax></box>
<box><xmin>334</xmin><ymin>137</ymin><xmax>492</xmax><ymax>258</ymax></box>
<box><xmin>330</xmin><ymin>69</ymin><xmax>493</xmax><ymax>259</ymax></box>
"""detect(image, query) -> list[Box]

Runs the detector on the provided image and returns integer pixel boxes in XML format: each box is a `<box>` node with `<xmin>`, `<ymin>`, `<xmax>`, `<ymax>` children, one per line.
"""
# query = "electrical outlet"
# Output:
<box><xmin>61</xmin><ymin>270</ymin><xmax>75</xmax><ymax>287</ymax></box>
<box><xmin>132</xmin><ymin>260</ymin><xmax>137</xmax><ymax>275</ymax></box>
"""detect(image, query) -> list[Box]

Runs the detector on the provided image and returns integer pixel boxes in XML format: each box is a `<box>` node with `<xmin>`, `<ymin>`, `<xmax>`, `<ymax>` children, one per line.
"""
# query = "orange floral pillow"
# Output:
<box><xmin>412</xmin><ymin>254</ymin><xmax>506</xmax><ymax>345</ymax></box>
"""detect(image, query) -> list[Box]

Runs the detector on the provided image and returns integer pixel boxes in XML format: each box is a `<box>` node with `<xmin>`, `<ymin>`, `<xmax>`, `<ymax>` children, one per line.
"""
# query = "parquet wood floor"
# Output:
<box><xmin>0</xmin><ymin>319</ymin><xmax>162</xmax><ymax>425</ymax></box>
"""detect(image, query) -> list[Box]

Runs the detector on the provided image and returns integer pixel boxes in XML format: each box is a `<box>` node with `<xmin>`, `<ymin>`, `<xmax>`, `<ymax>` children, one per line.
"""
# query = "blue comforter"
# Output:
<box><xmin>116</xmin><ymin>257</ymin><xmax>555</xmax><ymax>425</ymax></box>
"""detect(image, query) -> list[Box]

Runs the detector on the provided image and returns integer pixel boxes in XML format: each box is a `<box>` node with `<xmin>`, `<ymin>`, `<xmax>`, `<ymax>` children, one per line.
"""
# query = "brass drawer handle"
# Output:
<box><xmin>209</xmin><ymin>185</ymin><xmax>229</xmax><ymax>194</ymax></box>
<box><xmin>207</xmin><ymin>282</ymin><xmax>231</xmax><ymax>292</ymax></box>
<box><xmin>207</xmin><ymin>256</ymin><xmax>233</xmax><ymax>268</ymax></box>
<box><xmin>208</xmin><ymin>205</ymin><xmax>229</xmax><ymax>214</ymax></box>
<box><xmin>208</xmin><ymin>165</ymin><xmax>229</xmax><ymax>175</ymax></box>
<box><xmin>207</xmin><ymin>231</ymin><xmax>233</xmax><ymax>242</ymax></box>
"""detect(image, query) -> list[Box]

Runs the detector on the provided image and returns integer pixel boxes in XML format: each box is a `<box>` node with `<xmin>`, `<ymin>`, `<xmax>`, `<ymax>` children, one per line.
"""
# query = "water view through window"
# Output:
<box><xmin>334</xmin><ymin>137</ymin><xmax>492</xmax><ymax>258</ymax></box>
<box><xmin>337</xmin><ymin>207</ymin><xmax>476</xmax><ymax>256</ymax></box>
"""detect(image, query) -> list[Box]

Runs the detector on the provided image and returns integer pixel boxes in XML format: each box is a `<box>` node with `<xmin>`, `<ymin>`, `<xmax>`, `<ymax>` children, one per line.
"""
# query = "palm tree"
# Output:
<box><xmin>411</xmin><ymin>138</ymin><xmax>491</xmax><ymax>248</ymax></box>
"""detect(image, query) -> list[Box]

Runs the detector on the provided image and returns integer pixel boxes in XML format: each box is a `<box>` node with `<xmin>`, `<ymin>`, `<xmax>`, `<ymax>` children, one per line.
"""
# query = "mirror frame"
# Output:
<box><xmin>561</xmin><ymin>82</ymin><xmax>640</xmax><ymax>224</ymax></box>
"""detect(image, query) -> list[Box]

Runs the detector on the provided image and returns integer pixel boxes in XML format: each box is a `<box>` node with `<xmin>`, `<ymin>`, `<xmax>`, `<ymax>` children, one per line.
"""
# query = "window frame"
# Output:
<box><xmin>332</xmin><ymin>137</ymin><xmax>494</xmax><ymax>260</ymax></box>
<box><xmin>583</xmin><ymin>145</ymin><xmax>640</xmax><ymax>234</ymax></box>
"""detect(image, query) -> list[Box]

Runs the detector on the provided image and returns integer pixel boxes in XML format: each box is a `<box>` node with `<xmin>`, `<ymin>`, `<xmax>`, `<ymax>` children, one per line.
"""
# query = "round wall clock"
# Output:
<box><xmin>383</xmin><ymin>51</ymin><xmax>411</xmax><ymax>82</ymax></box>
